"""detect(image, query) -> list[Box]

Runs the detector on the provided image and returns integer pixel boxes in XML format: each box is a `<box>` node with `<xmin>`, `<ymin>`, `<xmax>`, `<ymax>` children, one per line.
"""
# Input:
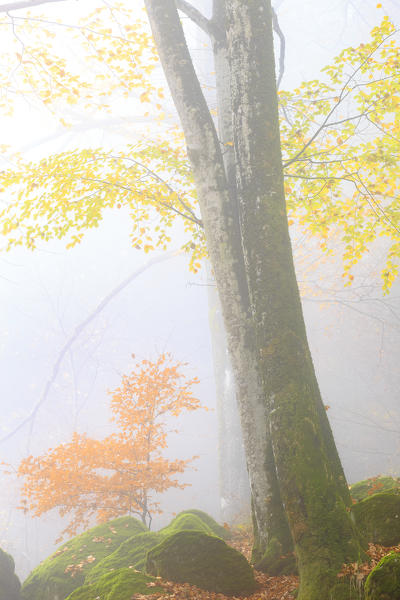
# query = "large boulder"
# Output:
<box><xmin>85</xmin><ymin>531</ymin><xmax>162</xmax><ymax>584</ymax></box>
<box><xmin>146</xmin><ymin>530</ymin><xmax>256</xmax><ymax>596</ymax></box>
<box><xmin>350</xmin><ymin>476</ymin><xmax>400</xmax><ymax>502</ymax></box>
<box><xmin>21</xmin><ymin>516</ymin><xmax>147</xmax><ymax>600</ymax></box>
<box><xmin>164</xmin><ymin>509</ymin><xmax>231</xmax><ymax>539</ymax></box>
<box><xmin>364</xmin><ymin>552</ymin><xmax>400</xmax><ymax>600</ymax></box>
<box><xmin>85</xmin><ymin>509</ymin><xmax>229</xmax><ymax>585</ymax></box>
<box><xmin>0</xmin><ymin>548</ymin><xmax>21</xmax><ymax>600</ymax></box>
<box><xmin>351</xmin><ymin>491</ymin><xmax>400</xmax><ymax>546</ymax></box>
<box><xmin>65</xmin><ymin>569</ymin><xmax>165</xmax><ymax>600</ymax></box>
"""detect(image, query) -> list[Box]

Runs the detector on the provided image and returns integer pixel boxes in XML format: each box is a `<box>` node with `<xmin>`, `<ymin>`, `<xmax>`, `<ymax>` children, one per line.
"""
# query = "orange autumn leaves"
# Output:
<box><xmin>18</xmin><ymin>353</ymin><xmax>202</xmax><ymax>539</ymax></box>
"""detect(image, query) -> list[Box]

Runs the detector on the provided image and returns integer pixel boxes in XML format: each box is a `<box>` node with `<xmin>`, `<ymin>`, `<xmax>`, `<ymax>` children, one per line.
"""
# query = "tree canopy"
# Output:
<box><xmin>0</xmin><ymin>9</ymin><xmax>399</xmax><ymax>287</ymax></box>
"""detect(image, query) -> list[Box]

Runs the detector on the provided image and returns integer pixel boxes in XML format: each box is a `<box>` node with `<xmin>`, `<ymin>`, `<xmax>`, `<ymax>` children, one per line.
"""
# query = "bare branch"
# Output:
<box><xmin>0</xmin><ymin>251</ymin><xmax>182</xmax><ymax>448</ymax></box>
<box><xmin>175</xmin><ymin>0</ymin><xmax>209</xmax><ymax>31</ymax></box>
<box><xmin>0</xmin><ymin>0</ymin><xmax>67</xmax><ymax>13</ymax></box>
<box><xmin>272</xmin><ymin>7</ymin><xmax>285</xmax><ymax>89</ymax></box>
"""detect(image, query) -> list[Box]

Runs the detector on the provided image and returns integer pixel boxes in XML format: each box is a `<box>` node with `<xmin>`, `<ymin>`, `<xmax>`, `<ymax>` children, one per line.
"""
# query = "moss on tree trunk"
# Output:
<box><xmin>144</xmin><ymin>1</ymin><xmax>366</xmax><ymax>597</ymax></box>
<box><xmin>225</xmin><ymin>1</ymin><xmax>366</xmax><ymax>597</ymax></box>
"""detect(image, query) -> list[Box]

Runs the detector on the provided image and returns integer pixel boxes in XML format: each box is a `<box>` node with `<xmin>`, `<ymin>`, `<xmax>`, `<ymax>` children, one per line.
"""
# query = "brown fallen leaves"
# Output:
<box><xmin>130</xmin><ymin>526</ymin><xmax>299</xmax><ymax>600</ymax></box>
<box><xmin>129</xmin><ymin>533</ymin><xmax>400</xmax><ymax>600</ymax></box>
<box><xmin>338</xmin><ymin>541</ymin><xmax>400</xmax><ymax>583</ymax></box>
<box><xmin>130</xmin><ymin>572</ymin><xmax>299</xmax><ymax>600</ymax></box>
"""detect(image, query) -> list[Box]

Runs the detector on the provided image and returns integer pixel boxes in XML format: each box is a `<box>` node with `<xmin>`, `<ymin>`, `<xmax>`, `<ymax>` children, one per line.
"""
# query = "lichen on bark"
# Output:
<box><xmin>144</xmin><ymin>1</ymin><xmax>366</xmax><ymax>597</ymax></box>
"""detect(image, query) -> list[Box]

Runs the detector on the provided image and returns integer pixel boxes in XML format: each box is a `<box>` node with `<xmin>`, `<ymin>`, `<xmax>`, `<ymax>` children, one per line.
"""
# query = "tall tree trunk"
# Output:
<box><xmin>209</xmin><ymin>0</ymin><xmax>293</xmax><ymax>568</ymax></box>
<box><xmin>225</xmin><ymin>1</ymin><xmax>366</xmax><ymax>597</ymax></box>
<box><xmin>144</xmin><ymin>1</ymin><xmax>365</xmax><ymax>597</ymax></box>
<box><xmin>145</xmin><ymin>0</ymin><xmax>293</xmax><ymax>572</ymax></box>
<box><xmin>194</xmin><ymin>0</ymin><xmax>251</xmax><ymax>524</ymax></box>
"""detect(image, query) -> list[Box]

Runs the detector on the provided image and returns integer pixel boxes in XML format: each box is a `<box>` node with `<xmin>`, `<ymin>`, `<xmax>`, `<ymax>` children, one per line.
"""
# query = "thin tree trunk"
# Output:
<box><xmin>207</xmin><ymin>274</ymin><xmax>250</xmax><ymax>522</ymax></box>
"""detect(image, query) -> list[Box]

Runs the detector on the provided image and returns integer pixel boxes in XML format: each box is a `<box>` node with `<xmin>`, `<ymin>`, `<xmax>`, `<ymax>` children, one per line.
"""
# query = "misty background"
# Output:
<box><xmin>0</xmin><ymin>0</ymin><xmax>399</xmax><ymax>579</ymax></box>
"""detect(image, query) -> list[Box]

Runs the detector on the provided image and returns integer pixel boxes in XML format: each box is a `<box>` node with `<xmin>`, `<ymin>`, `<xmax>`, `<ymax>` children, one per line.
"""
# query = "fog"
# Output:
<box><xmin>0</xmin><ymin>0</ymin><xmax>399</xmax><ymax>580</ymax></box>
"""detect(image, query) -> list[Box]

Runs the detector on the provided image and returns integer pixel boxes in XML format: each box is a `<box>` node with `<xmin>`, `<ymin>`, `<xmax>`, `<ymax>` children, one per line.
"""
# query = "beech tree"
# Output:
<box><xmin>1</xmin><ymin>2</ymin><xmax>400</xmax><ymax>598</ymax></box>
<box><xmin>143</xmin><ymin>2</ymin><xmax>366</xmax><ymax>599</ymax></box>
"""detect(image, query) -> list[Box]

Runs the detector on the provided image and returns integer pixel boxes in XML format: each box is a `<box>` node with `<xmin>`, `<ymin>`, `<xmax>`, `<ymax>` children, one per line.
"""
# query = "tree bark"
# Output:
<box><xmin>145</xmin><ymin>0</ymin><xmax>293</xmax><ymax>570</ymax></box>
<box><xmin>144</xmin><ymin>0</ymin><xmax>365</xmax><ymax>596</ymax></box>
<box><xmin>225</xmin><ymin>1</ymin><xmax>366</xmax><ymax>597</ymax></box>
<box><xmin>209</xmin><ymin>0</ymin><xmax>293</xmax><ymax>567</ymax></box>
<box><xmin>207</xmin><ymin>276</ymin><xmax>250</xmax><ymax>522</ymax></box>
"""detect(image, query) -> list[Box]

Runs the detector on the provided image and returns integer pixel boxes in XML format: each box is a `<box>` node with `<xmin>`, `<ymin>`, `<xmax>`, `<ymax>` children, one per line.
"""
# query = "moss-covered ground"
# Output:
<box><xmin>21</xmin><ymin>516</ymin><xmax>146</xmax><ymax>600</ymax></box>
<box><xmin>84</xmin><ymin>509</ymin><xmax>229</xmax><ymax>585</ymax></box>
<box><xmin>19</xmin><ymin>508</ymin><xmax>400</xmax><ymax>600</ymax></box>
<box><xmin>146</xmin><ymin>529</ymin><xmax>256</xmax><ymax>595</ymax></box>
<box><xmin>65</xmin><ymin>568</ymin><xmax>165</xmax><ymax>600</ymax></box>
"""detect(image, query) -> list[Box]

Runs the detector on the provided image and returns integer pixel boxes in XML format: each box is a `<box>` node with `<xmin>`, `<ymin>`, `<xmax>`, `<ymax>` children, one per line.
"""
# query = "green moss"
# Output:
<box><xmin>170</xmin><ymin>509</ymin><xmax>231</xmax><ymax>539</ymax></box>
<box><xmin>263</xmin><ymin>373</ymin><xmax>367</xmax><ymax>600</ymax></box>
<box><xmin>351</xmin><ymin>491</ymin><xmax>400</xmax><ymax>546</ymax></box>
<box><xmin>63</xmin><ymin>584</ymin><xmax>94</xmax><ymax>600</ymax></box>
<box><xmin>0</xmin><ymin>548</ymin><xmax>21</xmax><ymax>600</ymax></box>
<box><xmin>159</xmin><ymin>512</ymin><xmax>214</xmax><ymax>537</ymax></box>
<box><xmin>21</xmin><ymin>516</ymin><xmax>146</xmax><ymax>600</ymax></box>
<box><xmin>85</xmin><ymin>531</ymin><xmax>162</xmax><ymax>584</ymax></box>
<box><xmin>85</xmin><ymin>510</ymin><xmax>228</xmax><ymax>587</ymax></box>
<box><xmin>65</xmin><ymin>569</ymin><xmax>165</xmax><ymax>600</ymax></box>
<box><xmin>146</xmin><ymin>530</ymin><xmax>256</xmax><ymax>595</ymax></box>
<box><xmin>254</xmin><ymin>537</ymin><xmax>297</xmax><ymax>575</ymax></box>
<box><xmin>329</xmin><ymin>578</ymin><xmax>366</xmax><ymax>600</ymax></box>
<box><xmin>350</xmin><ymin>477</ymin><xmax>400</xmax><ymax>502</ymax></box>
<box><xmin>250</xmin><ymin>440</ymin><xmax>295</xmax><ymax>571</ymax></box>
<box><xmin>365</xmin><ymin>552</ymin><xmax>400</xmax><ymax>600</ymax></box>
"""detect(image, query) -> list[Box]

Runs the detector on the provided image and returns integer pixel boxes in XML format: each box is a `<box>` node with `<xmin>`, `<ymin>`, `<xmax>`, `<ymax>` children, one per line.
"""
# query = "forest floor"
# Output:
<box><xmin>133</xmin><ymin>526</ymin><xmax>400</xmax><ymax>600</ymax></box>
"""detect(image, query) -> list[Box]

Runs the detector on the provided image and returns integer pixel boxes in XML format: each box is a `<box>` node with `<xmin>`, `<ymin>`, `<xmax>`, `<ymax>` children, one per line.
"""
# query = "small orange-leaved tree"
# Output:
<box><xmin>18</xmin><ymin>353</ymin><xmax>202</xmax><ymax>538</ymax></box>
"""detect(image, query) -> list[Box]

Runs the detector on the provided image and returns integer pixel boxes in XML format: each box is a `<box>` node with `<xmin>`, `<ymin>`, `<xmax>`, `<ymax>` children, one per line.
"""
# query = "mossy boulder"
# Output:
<box><xmin>160</xmin><ymin>512</ymin><xmax>215</xmax><ymax>537</ymax></box>
<box><xmin>65</xmin><ymin>569</ymin><xmax>165</xmax><ymax>600</ymax></box>
<box><xmin>0</xmin><ymin>548</ymin><xmax>21</xmax><ymax>600</ymax></box>
<box><xmin>350</xmin><ymin>476</ymin><xmax>400</xmax><ymax>502</ymax></box>
<box><xmin>85</xmin><ymin>509</ymin><xmax>228</xmax><ymax>585</ymax></box>
<box><xmin>170</xmin><ymin>509</ymin><xmax>231</xmax><ymax>539</ymax></box>
<box><xmin>146</xmin><ymin>530</ymin><xmax>256</xmax><ymax>596</ymax></box>
<box><xmin>85</xmin><ymin>531</ymin><xmax>162</xmax><ymax>584</ymax></box>
<box><xmin>21</xmin><ymin>516</ymin><xmax>147</xmax><ymax>600</ymax></box>
<box><xmin>351</xmin><ymin>490</ymin><xmax>400</xmax><ymax>546</ymax></box>
<box><xmin>364</xmin><ymin>552</ymin><xmax>400</xmax><ymax>599</ymax></box>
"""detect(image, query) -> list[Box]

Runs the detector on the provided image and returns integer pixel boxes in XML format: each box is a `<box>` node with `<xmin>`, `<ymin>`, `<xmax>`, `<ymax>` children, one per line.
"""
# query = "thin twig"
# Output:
<box><xmin>0</xmin><ymin>251</ymin><xmax>182</xmax><ymax>446</ymax></box>
<box><xmin>0</xmin><ymin>0</ymin><xmax>66</xmax><ymax>12</ymax></box>
<box><xmin>283</xmin><ymin>28</ymin><xmax>399</xmax><ymax>169</ymax></box>
<box><xmin>107</xmin><ymin>153</ymin><xmax>202</xmax><ymax>226</ymax></box>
